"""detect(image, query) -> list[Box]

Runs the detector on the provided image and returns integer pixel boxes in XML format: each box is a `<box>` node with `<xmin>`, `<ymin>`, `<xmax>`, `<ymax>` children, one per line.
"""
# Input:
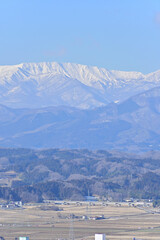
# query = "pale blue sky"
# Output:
<box><xmin>0</xmin><ymin>0</ymin><xmax>160</xmax><ymax>73</ymax></box>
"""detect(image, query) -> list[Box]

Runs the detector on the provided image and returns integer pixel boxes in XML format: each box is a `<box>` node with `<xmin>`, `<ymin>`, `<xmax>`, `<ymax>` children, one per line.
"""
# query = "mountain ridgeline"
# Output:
<box><xmin>0</xmin><ymin>62</ymin><xmax>160</xmax><ymax>109</ymax></box>
<box><xmin>0</xmin><ymin>87</ymin><xmax>160</xmax><ymax>151</ymax></box>
<box><xmin>0</xmin><ymin>62</ymin><xmax>160</xmax><ymax>152</ymax></box>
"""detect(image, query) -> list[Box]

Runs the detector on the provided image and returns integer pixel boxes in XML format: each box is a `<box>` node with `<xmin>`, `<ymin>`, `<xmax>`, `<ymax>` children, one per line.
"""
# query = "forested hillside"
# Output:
<box><xmin>0</xmin><ymin>148</ymin><xmax>160</xmax><ymax>202</ymax></box>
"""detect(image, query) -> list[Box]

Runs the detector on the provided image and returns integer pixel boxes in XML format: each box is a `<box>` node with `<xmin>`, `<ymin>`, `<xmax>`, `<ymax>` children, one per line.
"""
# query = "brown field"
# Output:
<box><xmin>0</xmin><ymin>201</ymin><xmax>160</xmax><ymax>240</ymax></box>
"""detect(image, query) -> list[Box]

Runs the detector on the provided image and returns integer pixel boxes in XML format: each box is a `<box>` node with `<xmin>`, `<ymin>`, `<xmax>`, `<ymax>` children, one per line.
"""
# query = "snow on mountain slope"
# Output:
<box><xmin>0</xmin><ymin>62</ymin><xmax>160</xmax><ymax>108</ymax></box>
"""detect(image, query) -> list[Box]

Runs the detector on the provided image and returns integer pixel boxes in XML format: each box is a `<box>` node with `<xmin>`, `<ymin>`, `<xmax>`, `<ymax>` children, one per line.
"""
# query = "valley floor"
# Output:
<box><xmin>0</xmin><ymin>201</ymin><xmax>160</xmax><ymax>240</ymax></box>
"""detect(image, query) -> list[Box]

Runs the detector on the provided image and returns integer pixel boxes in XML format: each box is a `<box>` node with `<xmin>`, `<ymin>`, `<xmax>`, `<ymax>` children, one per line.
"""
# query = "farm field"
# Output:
<box><xmin>0</xmin><ymin>201</ymin><xmax>160</xmax><ymax>240</ymax></box>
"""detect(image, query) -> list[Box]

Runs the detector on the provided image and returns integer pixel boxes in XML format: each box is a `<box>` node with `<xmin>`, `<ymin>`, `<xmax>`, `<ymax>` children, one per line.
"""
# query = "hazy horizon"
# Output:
<box><xmin>0</xmin><ymin>0</ymin><xmax>160</xmax><ymax>74</ymax></box>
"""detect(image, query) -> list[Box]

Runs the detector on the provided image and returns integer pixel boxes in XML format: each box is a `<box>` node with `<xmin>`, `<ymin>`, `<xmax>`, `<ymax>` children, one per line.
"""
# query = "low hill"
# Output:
<box><xmin>1</xmin><ymin>148</ymin><xmax>160</xmax><ymax>202</ymax></box>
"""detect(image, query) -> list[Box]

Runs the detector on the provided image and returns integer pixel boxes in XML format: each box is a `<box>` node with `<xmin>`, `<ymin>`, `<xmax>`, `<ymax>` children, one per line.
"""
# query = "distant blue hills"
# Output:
<box><xmin>0</xmin><ymin>86</ymin><xmax>160</xmax><ymax>152</ymax></box>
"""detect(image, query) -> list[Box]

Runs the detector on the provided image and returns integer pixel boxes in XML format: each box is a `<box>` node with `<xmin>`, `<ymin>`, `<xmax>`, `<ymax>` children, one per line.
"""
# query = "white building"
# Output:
<box><xmin>19</xmin><ymin>237</ymin><xmax>29</xmax><ymax>240</ymax></box>
<box><xmin>95</xmin><ymin>234</ymin><xmax>106</xmax><ymax>240</ymax></box>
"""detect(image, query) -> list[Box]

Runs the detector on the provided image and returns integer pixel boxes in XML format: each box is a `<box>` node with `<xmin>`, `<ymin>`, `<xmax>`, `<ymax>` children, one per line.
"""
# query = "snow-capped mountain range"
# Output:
<box><xmin>0</xmin><ymin>61</ymin><xmax>160</xmax><ymax>152</ymax></box>
<box><xmin>0</xmin><ymin>61</ymin><xmax>160</xmax><ymax>109</ymax></box>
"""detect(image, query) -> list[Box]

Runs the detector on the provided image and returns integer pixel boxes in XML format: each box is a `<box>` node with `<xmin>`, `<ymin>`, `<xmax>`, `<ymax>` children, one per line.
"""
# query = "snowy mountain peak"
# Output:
<box><xmin>0</xmin><ymin>61</ymin><xmax>160</xmax><ymax>109</ymax></box>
